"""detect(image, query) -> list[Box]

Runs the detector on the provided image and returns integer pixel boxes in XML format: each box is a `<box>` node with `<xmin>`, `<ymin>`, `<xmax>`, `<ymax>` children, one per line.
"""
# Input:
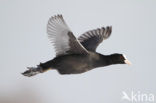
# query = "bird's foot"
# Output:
<box><xmin>22</xmin><ymin>66</ymin><xmax>43</xmax><ymax>77</ymax></box>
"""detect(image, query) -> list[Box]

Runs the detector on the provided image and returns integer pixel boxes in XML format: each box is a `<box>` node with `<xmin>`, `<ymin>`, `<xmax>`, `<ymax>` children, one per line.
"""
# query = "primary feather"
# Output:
<box><xmin>47</xmin><ymin>15</ymin><xmax>88</xmax><ymax>56</ymax></box>
<box><xmin>78</xmin><ymin>26</ymin><xmax>112</xmax><ymax>51</ymax></box>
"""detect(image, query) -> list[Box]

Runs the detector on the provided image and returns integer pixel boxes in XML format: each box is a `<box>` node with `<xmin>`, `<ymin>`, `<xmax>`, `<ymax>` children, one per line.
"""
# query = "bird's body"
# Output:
<box><xmin>40</xmin><ymin>52</ymin><xmax>107</xmax><ymax>74</ymax></box>
<box><xmin>22</xmin><ymin>14</ymin><xmax>131</xmax><ymax>77</ymax></box>
<box><xmin>43</xmin><ymin>54</ymin><xmax>92</xmax><ymax>74</ymax></box>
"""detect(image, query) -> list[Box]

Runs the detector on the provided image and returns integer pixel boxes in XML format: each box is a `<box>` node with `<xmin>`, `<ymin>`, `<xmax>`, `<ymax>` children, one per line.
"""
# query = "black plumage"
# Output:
<box><xmin>22</xmin><ymin>14</ymin><xmax>131</xmax><ymax>77</ymax></box>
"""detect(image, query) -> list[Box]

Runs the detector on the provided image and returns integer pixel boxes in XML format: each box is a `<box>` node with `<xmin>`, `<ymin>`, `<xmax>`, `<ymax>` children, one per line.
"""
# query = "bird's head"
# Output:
<box><xmin>110</xmin><ymin>53</ymin><xmax>131</xmax><ymax>65</ymax></box>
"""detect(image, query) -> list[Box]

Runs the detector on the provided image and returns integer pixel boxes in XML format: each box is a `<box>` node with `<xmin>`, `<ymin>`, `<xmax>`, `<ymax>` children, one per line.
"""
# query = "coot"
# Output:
<box><xmin>22</xmin><ymin>14</ymin><xmax>131</xmax><ymax>77</ymax></box>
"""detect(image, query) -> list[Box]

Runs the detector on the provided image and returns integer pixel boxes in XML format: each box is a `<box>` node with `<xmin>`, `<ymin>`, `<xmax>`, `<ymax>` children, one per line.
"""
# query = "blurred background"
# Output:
<box><xmin>0</xmin><ymin>0</ymin><xmax>156</xmax><ymax>103</ymax></box>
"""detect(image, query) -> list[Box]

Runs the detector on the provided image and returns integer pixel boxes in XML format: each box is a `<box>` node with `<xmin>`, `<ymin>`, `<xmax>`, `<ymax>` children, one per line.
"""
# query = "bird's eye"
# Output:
<box><xmin>119</xmin><ymin>55</ymin><xmax>124</xmax><ymax>60</ymax></box>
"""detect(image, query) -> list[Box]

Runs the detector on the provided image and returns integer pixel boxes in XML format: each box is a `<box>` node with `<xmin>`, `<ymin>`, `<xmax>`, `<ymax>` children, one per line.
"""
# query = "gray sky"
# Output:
<box><xmin>0</xmin><ymin>0</ymin><xmax>156</xmax><ymax>103</ymax></box>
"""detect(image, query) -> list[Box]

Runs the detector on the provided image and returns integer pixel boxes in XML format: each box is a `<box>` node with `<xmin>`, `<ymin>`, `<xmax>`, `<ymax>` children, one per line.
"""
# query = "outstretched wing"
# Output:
<box><xmin>47</xmin><ymin>15</ymin><xmax>88</xmax><ymax>57</ymax></box>
<box><xmin>78</xmin><ymin>26</ymin><xmax>112</xmax><ymax>52</ymax></box>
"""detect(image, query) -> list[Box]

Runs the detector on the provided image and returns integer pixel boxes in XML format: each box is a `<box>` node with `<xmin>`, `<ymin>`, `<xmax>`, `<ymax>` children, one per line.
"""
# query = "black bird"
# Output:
<box><xmin>22</xmin><ymin>14</ymin><xmax>131</xmax><ymax>77</ymax></box>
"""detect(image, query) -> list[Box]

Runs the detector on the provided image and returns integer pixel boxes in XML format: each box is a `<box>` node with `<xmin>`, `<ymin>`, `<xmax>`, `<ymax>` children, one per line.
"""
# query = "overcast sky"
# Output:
<box><xmin>0</xmin><ymin>0</ymin><xmax>156</xmax><ymax>103</ymax></box>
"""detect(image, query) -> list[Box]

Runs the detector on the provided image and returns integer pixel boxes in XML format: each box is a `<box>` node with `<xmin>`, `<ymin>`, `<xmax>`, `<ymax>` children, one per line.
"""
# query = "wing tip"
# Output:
<box><xmin>48</xmin><ymin>14</ymin><xmax>64</xmax><ymax>23</ymax></box>
<box><xmin>104</xmin><ymin>26</ymin><xmax>112</xmax><ymax>38</ymax></box>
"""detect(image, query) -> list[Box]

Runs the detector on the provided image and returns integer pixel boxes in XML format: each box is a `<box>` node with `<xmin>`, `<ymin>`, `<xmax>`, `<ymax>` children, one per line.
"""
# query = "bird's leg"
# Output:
<box><xmin>22</xmin><ymin>65</ymin><xmax>44</xmax><ymax>77</ymax></box>
<box><xmin>22</xmin><ymin>60</ymin><xmax>54</xmax><ymax>77</ymax></box>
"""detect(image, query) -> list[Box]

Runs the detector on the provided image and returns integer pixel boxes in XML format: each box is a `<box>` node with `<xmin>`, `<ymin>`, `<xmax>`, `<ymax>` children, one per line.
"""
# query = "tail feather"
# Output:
<box><xmin>22</xmin><ymin>66</ymin><xmax>43</xmax><ymax>77</ymax></box>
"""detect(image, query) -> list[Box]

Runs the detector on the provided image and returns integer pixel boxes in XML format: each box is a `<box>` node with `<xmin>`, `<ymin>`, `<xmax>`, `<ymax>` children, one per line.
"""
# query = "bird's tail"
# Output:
<box><xmin>22</xmin><ymin>65</ymin><xmax>44</xmax><ymax>77</ymax></box>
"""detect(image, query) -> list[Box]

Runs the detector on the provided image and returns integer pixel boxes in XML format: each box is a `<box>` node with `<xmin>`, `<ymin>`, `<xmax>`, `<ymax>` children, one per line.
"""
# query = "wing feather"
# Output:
<box><xmin>78</xmin><ymin>26</ymin><xmax>112</xmax><ymax>51</ymax></box>
<box><xmin>47</xmin><ymin>15</ymin><xmax>88</xmax><ymax>56</ymax></box>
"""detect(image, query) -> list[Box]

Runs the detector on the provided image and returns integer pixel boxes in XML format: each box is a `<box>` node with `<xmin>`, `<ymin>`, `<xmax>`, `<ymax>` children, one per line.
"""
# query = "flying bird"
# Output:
<box><xmin>22</xmin><ymin>14</ymin><xmax>131</xmax><ymax>77</ymax></box>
